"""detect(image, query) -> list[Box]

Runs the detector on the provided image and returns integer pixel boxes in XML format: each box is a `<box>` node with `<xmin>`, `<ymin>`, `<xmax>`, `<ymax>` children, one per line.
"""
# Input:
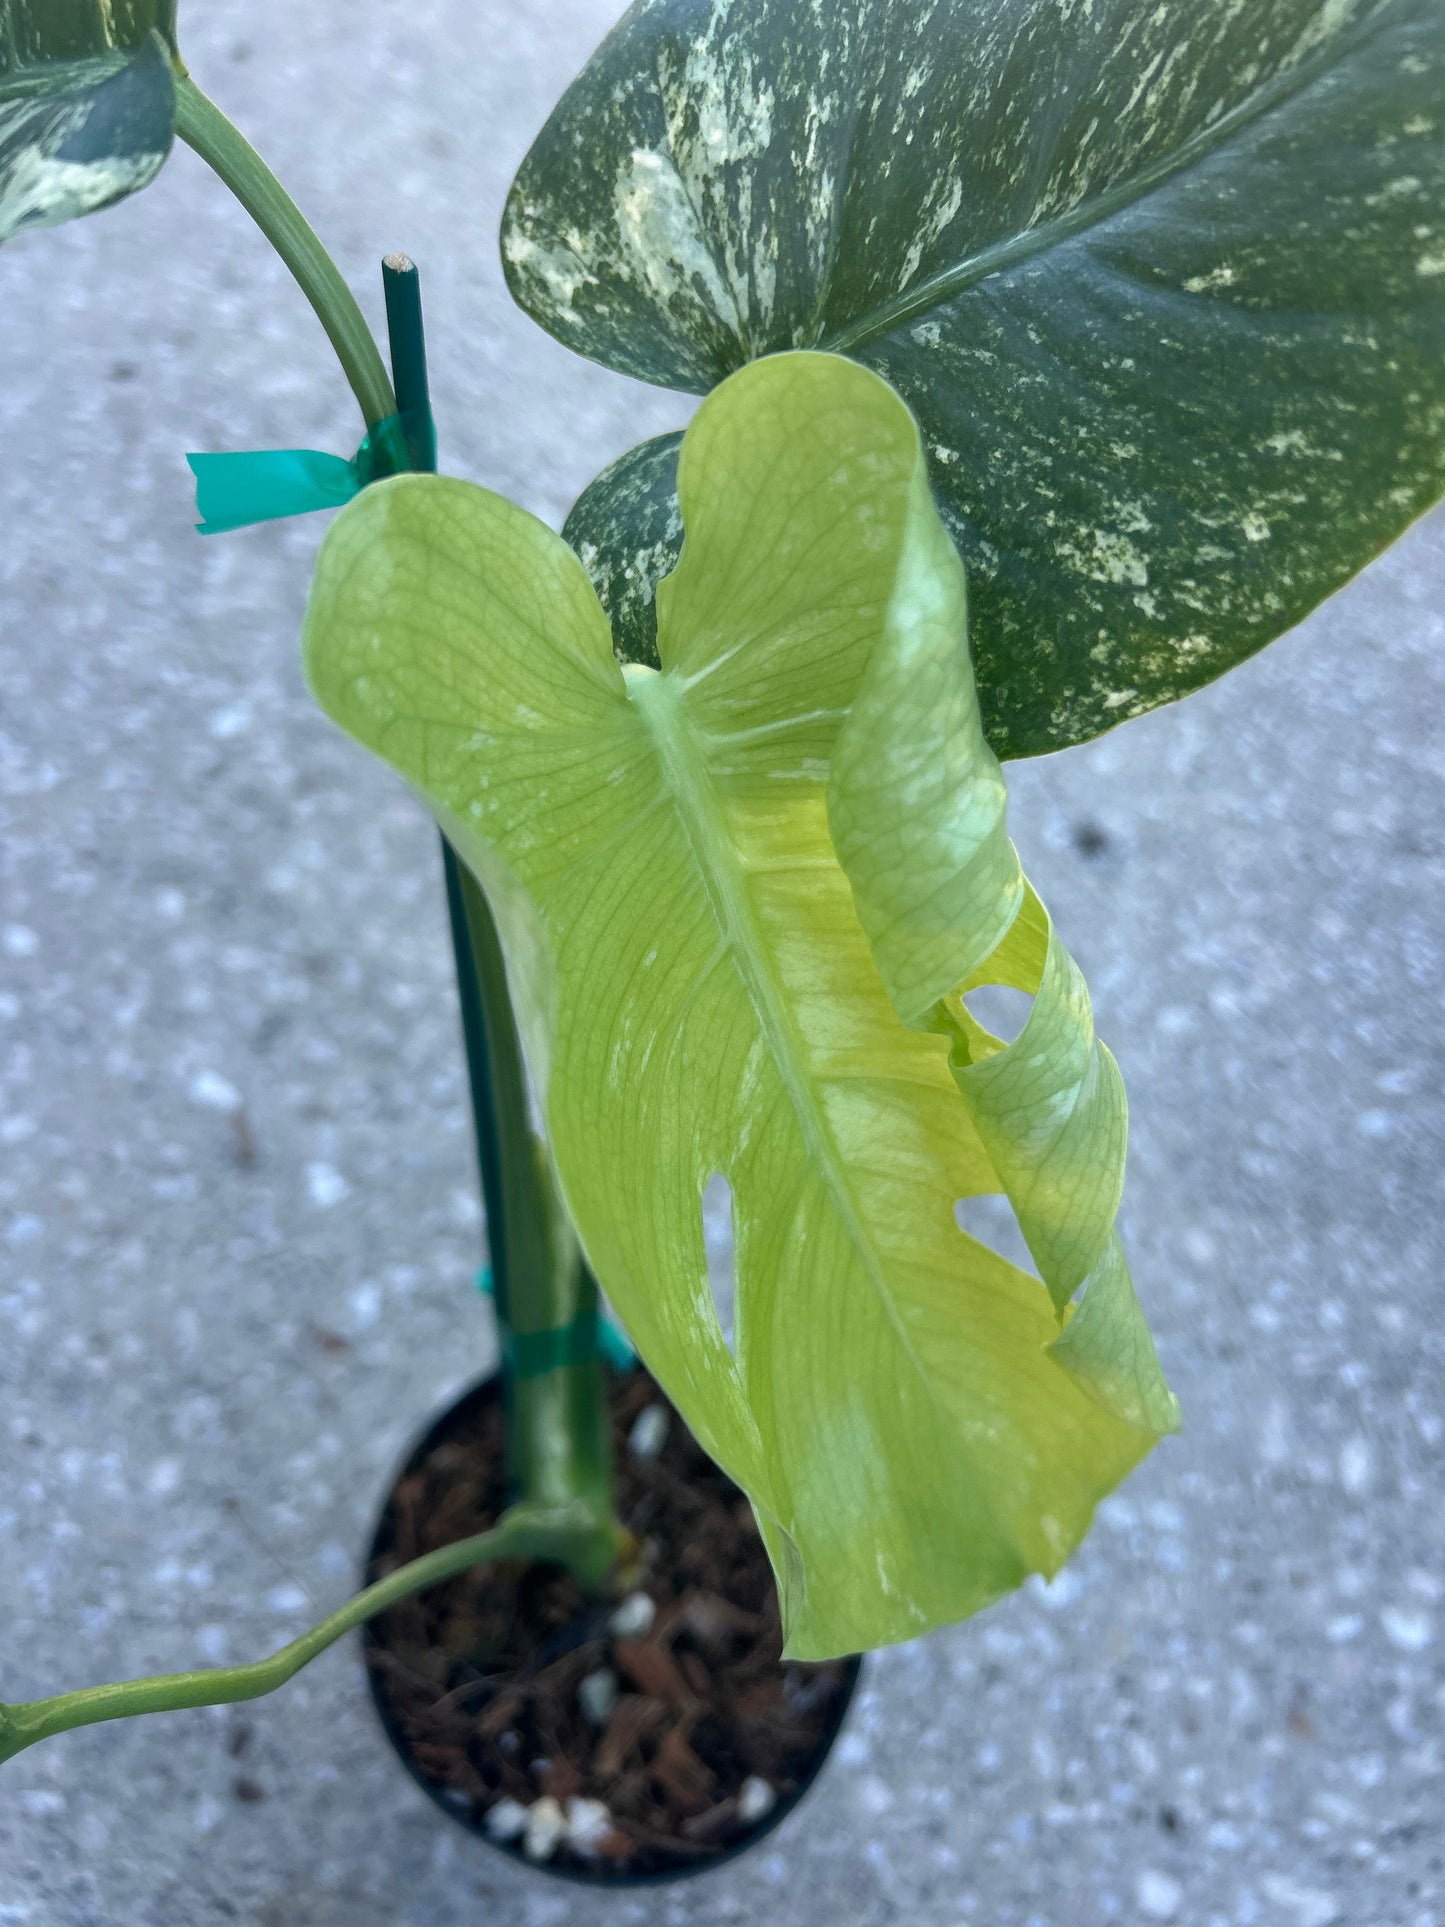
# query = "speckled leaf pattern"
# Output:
<box><xmin>506</xmin><ymin>0</ymin><xmax>1445</xmax><ymax>758</ymax></box>
<box><xmin>0</xmin><ymin>2</ymin><xmax>177</xmax><ymax>246</ymax></box>
<box><xmin>563</xmin><ymin>429</ymin><xmax>682</xmax><ymax>672</ymax></box>
<box><xmin>303</xmin><ymin>353</ymin><xmax>1175</xmax><ymax>1657</ymax></box>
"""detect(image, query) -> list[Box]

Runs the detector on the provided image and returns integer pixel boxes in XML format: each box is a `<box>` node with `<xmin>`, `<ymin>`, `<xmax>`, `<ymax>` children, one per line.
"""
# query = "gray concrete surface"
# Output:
<box><xmin>2</xmin><ymin>3</ymin><xmax>1443</xmax><ymax>1923</ymax></box>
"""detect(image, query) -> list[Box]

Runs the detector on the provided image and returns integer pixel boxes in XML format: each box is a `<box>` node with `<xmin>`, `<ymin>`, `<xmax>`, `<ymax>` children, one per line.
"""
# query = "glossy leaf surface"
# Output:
<box><xmin>303</xmin><ymin>353</ymin><xmax>1176</xmax><ymax>1657</ymax></box>
<box><xmin>507</xmin><ymin>0</ymin><xmax>1445</xmax><ymax>757</ymax></box>
<box><xmin>0</xmin><ymin>1</ymin><xmax>176</xmax><ymax>245</ymax></box>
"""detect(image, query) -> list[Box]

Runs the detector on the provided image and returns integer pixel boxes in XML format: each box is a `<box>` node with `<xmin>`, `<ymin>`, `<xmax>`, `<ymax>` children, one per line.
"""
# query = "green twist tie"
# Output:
<box><xmin>187</xmin><ymin>411</ymin><xmax>422</xmax><ymax>535</ymax></box>
<box><xmin>476</xmin><ymin>1266</ymin><xmax>635</xmax><ymax>1378</ymax></box>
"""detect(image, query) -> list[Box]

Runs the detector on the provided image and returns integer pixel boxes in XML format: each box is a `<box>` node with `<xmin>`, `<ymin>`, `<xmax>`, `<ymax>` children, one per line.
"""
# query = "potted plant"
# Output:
<box><xmin>2</xmin><ymin>0</ymin><xmax>1441</xmax><ymax>1888</ymax></box>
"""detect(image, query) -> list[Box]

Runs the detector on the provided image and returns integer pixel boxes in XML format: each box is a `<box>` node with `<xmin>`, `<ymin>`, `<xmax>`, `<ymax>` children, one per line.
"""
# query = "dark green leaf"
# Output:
<box><xmin>507</xmin><ymin>0</ymin><xmax>1445</xmax><ymax>758</ymax></box>
<box><xmin>1</xmin><ymin>1</ymin><xmax>177</xmax><ymax>246</ymax></box>
<box><xmin>562</xmin><ymin>430</ymin><xmax>681</xmax><ymax>671</ymax></box>
<box><xmin>3</xmin><ymin>0</ymin><xmax>176</xmax><ymax>65</ymax></box>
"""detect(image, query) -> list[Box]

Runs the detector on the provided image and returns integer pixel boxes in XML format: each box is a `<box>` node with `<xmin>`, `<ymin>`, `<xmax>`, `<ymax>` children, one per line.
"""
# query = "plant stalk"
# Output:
<box><xmin>173</xmin><ymin>75</ymin><xmax>396</xmax><ymax>432</ymax></box>
<box><xmin>0</xmin><ymin>1503</ymin><xmax>618</xmax><ymax>1769</ymax></box>
<box><xmin>380</xmin><ymin>259</ymin><xmax>616</xmax><ymax>1525</ymax></box>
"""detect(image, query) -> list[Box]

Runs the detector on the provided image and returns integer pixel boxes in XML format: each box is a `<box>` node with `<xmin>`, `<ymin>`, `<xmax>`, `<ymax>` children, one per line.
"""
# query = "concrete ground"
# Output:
<box><xmin>1</xmin><ymin>3</ymin><xmax>1443</xmax><ymax>1923</ymax></box>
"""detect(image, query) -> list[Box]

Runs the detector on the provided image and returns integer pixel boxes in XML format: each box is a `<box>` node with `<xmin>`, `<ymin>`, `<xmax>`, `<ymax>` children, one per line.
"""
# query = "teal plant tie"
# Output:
<box><xmin>475</xmin><ymin>1266</ymin><xmax>635</xmax><ymax>1378</ymax></box>
<box><xmin>187</xmin><ymin>411</ymin><xmax>419</xmax><ymax>535</ymax></box>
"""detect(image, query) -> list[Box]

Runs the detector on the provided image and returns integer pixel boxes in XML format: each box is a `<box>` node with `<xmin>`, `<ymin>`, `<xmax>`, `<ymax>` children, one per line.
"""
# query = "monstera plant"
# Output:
<box><xmin>2</xmin><ymin>0</ymin><xmax>1441</xmax><ymax>1883</ymax></box>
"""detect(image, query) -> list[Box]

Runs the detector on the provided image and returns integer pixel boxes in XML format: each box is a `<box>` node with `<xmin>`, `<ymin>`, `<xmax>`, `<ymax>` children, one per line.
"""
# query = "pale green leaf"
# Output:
<box><xmin>303</xmin><ymin>351</ymin><xmax>1176</xmax><ymax>1658</ymax></box>
<box><xmin>507</xmin><ymin>0</ymin><xmax>1445</xmax><ymax>758</ymax></box>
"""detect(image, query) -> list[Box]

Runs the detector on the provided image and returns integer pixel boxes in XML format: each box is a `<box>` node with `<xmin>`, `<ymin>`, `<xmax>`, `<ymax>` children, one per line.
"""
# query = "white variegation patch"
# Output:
<box><xmin>500</xmin><ymin>227</ymin><xmax>595</xmax><ymax>328</ymax></box>
<box><xmin>0</xmin><ymin>107</ymin><xmax>161</xmax><ymax>241</ymax></box>
<box><xmin>614</xmin><ymin>147</ymin><xmax>743</xmax><ymax>333</ymax></box>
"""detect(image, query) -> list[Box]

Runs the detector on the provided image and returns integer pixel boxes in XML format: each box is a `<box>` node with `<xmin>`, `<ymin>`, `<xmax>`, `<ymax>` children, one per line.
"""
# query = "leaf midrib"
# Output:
<box><xmin>625</xmin><ymin>664</ymin><xmax>941</xmax><ymax>1401</ymax></box>
<box><xmin>819</xmin><ymin>0</ymin><xmax>1401</xmax><ymax>357</ymax></box>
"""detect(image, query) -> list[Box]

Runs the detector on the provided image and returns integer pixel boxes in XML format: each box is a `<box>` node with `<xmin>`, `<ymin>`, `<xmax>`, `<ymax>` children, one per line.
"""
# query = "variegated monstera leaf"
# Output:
<box><xmin>1</xmin><ymin>0</ymin><xmax>178</xmax><ymax>246</ymax></box>
<box><xmin>508</xmin><ymin>0</ymin><xmax>1445</xmax><ymax>760</ymax></box>
<box><xmin>303</xmin><ymin>352</ymin><xmax>1177</xmax><ymax>1658</ymax></box>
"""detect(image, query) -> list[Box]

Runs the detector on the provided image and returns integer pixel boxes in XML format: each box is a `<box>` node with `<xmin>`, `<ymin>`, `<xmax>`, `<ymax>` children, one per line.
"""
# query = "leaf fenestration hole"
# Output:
<box><xmin>701</xmin><ymin>1171</ymin><xmax>737</xmax><ymax>1355</ymax></box>
<box><xmin>961</xmin><ymin>983</ymin><xmax>1034</xmax><ymax>1045</ymax></box>
<box><xmin>954</xmin><ymin>1193</ymin><xmax>1040</xmax><ymax>1279</ymax></box>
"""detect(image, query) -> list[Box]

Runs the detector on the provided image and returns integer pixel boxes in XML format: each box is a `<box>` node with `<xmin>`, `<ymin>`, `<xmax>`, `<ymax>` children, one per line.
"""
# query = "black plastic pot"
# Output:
<box><xmin>361</xmin><ymin>1368</ymin><xmax>864</xmax><ymax>1886</ymax></box>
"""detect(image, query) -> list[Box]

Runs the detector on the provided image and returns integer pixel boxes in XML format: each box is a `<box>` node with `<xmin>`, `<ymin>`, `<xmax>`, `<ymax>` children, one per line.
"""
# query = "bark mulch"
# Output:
<box><xmin>364</xmin><ymin>1367</ymin><xmax>858</xmax><ymax>1878</ymax></box>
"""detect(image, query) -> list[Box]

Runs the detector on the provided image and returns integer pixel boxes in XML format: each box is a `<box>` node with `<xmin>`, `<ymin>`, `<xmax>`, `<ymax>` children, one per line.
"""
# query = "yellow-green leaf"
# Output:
<box><xmin>302</xmin><ymin>352</ymin><xmax>1176</xmax><ymax>1657</ymax></box>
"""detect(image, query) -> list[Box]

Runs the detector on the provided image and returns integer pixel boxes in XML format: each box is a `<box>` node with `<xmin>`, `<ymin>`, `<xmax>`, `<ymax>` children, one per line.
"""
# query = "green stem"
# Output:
<box><xmin>0</xmin><ymin>1502</ymin><xmax>619</xmax><ymax>1769</ymax></box>
<box><xmin>172</xmin><ymin>74</ymin><xmax>396</xmax><ymax>432</ymax></box>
